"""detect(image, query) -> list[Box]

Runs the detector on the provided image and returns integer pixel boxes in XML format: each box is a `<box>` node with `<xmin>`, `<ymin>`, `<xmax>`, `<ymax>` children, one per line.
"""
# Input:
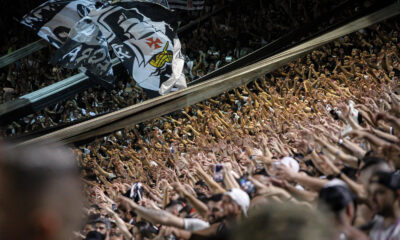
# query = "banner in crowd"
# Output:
<box><xmin>21</xmin><ymin>0</ymin><xmax>186</xmax><ymax>95</ymax></box>
<box><xmin>20</xmin><ymin>0</ymin><xmax>100</xmax><ymax>48</ymax></box>
<box><xmin>168</xmin><ymin>0</ymin><xmax>204</xmax><ymax>10</ymax></box>
<box><xmin>89</xmin><ymin>1</ymin><xmax>186</xmax><ymax>95</ymax></box>
<box><xmin>51</xmin><ymin>17</ymin><xmax>114</xmax><ymax>87</ymax></box>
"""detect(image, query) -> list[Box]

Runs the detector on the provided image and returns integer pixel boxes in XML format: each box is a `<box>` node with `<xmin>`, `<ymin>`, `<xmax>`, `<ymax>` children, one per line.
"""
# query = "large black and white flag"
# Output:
<box><xmin>21</xmin><ymin>0</ymin><xmax>186</xmax><ymax>95</ymax></box>
<box><xmin>51</xmin><ymin>17</ymin><xmax>114</xmax><ymax>88</ymax></box>
<box><xmin>89</xmin><ymin>1</ymin><xmax>186</xmax><ymax>95</ymax></box>
<box><xmin>168</xmin><ymin>0</ymin><xmax>204</xmax><ymax>10</ymax></box>
<box><xmin>159</xmin><ymin>37</ymin><xmax>186</xmax><ymax>94</ymax></box>
<box><xmin>21</xmin><ymin>0</ymin><xmax>100</xmax><ymax>48</ymax></box>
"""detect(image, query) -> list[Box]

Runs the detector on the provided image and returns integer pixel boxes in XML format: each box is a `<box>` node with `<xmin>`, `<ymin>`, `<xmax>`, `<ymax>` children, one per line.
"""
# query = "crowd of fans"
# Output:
<box><xmin>60</xmin><ymin>16</ymin><xmax>400</xmax><ymax>240</ymax></box>
<box><xmin>0</xmin><ymin>0</ymin><xmax>354</xmax><ymax>136</ymax></box>
<box><xmin>1</xmin><ymin>1</ymin><xmax>400</xmax><ymax>240</ymax></box>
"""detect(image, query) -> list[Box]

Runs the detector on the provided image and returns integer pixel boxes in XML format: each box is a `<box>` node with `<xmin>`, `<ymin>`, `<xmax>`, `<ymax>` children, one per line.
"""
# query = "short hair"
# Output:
<box><xmin>207</xmin><ymin>193</ymin><xmax>223</xmax><ymax>203</ymax></box>
<box><xmin>361</xmin><ymin>156</ymin><xmax>388</xmax><ymax>171</ymax></box>
<box><xmin>340</xmin><ymin>167</ymin><xmax>358</xmax><ymax>181</ymax></box>
<box><xmin>0</xmin><ymin>142</ymin><xmax>81</xmax><ymax>239</ymax></box>
<box><xmin>94</xmin><ymin>218</ymin><xmax>111</xmax><ymax>230</ymax></box>
<box><xmin>195</xmin><ymin>180</ymin><xmax>208</xmax><ymax>188</ymax></box>
<box><xmin>87</xmin><ymin>214</ymin><xmax>101</xmax><ymax>224</ymax></box>
<box><xmin>233</xmin><ymin>203</ymin><xmax>332</xmax><ymax>240</ymax></box>
<box><xmin>254</xmin><ymin>168</ymin><xmax>269</xmax><ymax>176</ymax></box>
<box><xmin>134</xmin><ymin>221</ymin><xmax>158</xmax><ymax>237</ymax></box>
<box><xmin>318</xmin><ymin>185</ymin><xmax>355</xmax><ymax>212</ymax></box>
<box><xmin>196</xmin><ymin>192</ymin><xmax>208</xmax><ymax>203</ymax></box>
<box><xmin>370</xmin><ymin>171</ymin><xmax>400</xmax><ymax>191</ymax></box>
<box><xmin>0</xmin><ymin>143</ymin><xmax>79</xmax><ymax>211</ymax></box>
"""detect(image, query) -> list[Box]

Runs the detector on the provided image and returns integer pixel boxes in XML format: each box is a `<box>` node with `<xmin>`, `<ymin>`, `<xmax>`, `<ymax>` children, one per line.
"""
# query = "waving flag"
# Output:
<box><xmin>150</xmin><ymin>0</ymin><xmax>170</xmax><ymax>8</ymax></box>
<box><xmin>89</xmin><ymin>1</ymin><xmax>186</xmax><ymax>95</ymax></box>
<box><xmin>21</xmin><ymin>0</ymin><xmax>101</xmax><ymax>48</ymax></box>
<box><xmin>159</xmin><ymin>37</ymin><xmax>186</xmax><ymax>95</ymax></box>
<box><xmin>22</xmin><ymin>0</ymin><xmax>186</xmax><ymax>95</ymax></box>
<box><xmin>51</xmin><ymin>17</ymin><xmax>114</xmax><ymax>88</ymax></box>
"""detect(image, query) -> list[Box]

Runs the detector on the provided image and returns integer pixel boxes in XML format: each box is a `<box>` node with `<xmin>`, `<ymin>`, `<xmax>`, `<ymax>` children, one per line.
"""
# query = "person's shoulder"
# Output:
<box><xmin>190</xmin><ymin>222</ymin><xmax>222</xmax><ymax>239</ymax></box>
<box><xmin>344</xmin><ymin>225</ymin><xmax>369</xmax><ymax>240</ymax></box>
<box><xmin>371</xmin><ymin>215</ymin><xmax>385</xmax><ymax>228</ymax></box>
<box><xmin>369</xmin><ymin>216</ymin><xmax>386</xmax><ymax>236</ymax></box>
<box><xmin>392</xmin><ymin>218</ymin><xmax>400</xmax><ymax>238</ymax></box>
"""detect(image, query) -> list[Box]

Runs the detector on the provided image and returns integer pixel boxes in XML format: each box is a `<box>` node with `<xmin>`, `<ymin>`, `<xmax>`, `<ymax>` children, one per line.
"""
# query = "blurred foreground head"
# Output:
<box><xmin>0</xmin><ymin>143</ymin><xmax>82</xmax><ymax>240</ymax></box>
<box><xmin>233</xmin><ymin>203</ymin><xmax>332</xmax><ymax>240</ymax></box>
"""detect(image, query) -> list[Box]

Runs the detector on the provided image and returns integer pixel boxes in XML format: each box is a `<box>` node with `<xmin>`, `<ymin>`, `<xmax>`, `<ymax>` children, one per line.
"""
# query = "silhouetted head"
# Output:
<box><xmin>0</xmin><ymin>142</ymin><xmax>82</xmax><ymax>240</ymax></box>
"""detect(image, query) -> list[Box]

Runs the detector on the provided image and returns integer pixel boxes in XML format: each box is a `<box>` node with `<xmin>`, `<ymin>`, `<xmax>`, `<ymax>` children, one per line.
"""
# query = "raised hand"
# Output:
<box><xmin>275</xmin><ymin>161</ymin><xmax>297</xmax><ymax>180</ymax></box>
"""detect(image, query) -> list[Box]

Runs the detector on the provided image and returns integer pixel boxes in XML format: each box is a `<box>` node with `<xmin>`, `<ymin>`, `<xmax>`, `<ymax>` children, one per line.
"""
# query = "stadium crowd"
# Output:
<box><xmin>0</xmin><ymin>0</ymin><xmax>351</xmax><ymax>136</ymax></box>
<box><xmin>1</xmin><ymin>1</ymin><xmax>400</xmax><ymax>240</ymax></box>
<box><xmin>60</xmin><ymin>16</ymin><xmax>400</xmax><ymax>240</ymax></box>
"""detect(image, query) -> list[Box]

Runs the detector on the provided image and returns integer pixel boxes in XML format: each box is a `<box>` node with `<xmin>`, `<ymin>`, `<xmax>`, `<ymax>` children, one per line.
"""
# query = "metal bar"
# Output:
<box><xmin>0</xmin><ymin>39</ymin><xmax>47</xmax><ymax>69</ymax></box>
<box><xmin>0</xmin><ymin>58</ymin><xmax>121</xmax><ymax>124</ymax></box>
<box><xmin>0</xmin><ymin>6</ymin><xmax>224</xmax><ymax>69</ymax></box>
<box><xmin>0</xmin><ymin>8</ymin><xmax>223</xmax><ymax>123</ymax></box>
<box><xmin>177</xmin><ymin>6</ymin><xmax>225</xmax><ymax>33</ymax></box>
<box><xmin>17</xmin><ymin>2</ymin><xmax>400</xmax><ymax>146</ymax></box>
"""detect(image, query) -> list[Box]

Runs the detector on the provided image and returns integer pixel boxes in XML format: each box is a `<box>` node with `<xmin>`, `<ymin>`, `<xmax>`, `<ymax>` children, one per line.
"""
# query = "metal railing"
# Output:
<box><xmin>16</xmin><ymin>1</ymin><xmax>400</xmax><ymax>146</ymax></box>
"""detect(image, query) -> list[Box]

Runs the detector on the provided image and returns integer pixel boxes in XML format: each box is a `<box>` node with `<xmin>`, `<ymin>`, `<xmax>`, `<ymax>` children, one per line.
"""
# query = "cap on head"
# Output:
<box><xmin>225</xmin><ymin>188</ymin><xmax>250</xmax><ymax>216</ymax></box>
<box><xmin>280</xmin><ymin>157</ymin><xmax>300</xmax><ymax>172</ymax></box>
<box><xmin>361</xmin><ymin>156</ymin><xmax>389</xmax><ymax>171</ymax></box>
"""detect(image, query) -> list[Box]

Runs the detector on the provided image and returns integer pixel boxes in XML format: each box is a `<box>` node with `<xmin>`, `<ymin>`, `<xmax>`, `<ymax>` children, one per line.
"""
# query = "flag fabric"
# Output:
<box><xmin>89</xmin><ymin>1</ymin><xmax>185</xmax><ymax>95</ymax></box>
<box><xmin>51</xmin><ymin>17</ymin><xmax>114</xmax><ymax>88</ymax></box>
<box><xmin>21</xmin><ymin>0</ymin><xmax>100</xmax><ymax>48</ymax></box>
<box><xmin>168</xmin><ymin>0</ymin><xmax>204</xmax><ymax>10</ymax></box>
<box><xmin>21</xmin><ymin>0</ymin><xmax>186</xmax><ymax>96</ymax></box>
<box><xmin>149</xmin><ymin>0</ymin><xmax>170</xmax><ymax>8</ymax></box>
<box><xmin>159</xmin><ymin>37</ymin><xmax>186</xmax><ymax>95</ymax></box>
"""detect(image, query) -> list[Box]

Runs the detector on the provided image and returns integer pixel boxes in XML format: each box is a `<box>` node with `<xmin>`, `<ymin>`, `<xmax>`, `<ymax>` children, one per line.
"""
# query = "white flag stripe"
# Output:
<box><xmin>90</xmin><ymin>2</ymin><xmax>185</xmax><ymax>93</ymax></box>
<box><xmin>21</xmin><ymin>0</ymin><xmax>98</xmax><ymax>48</ymax></box>
<box><xmin>159</xmin><ymin>38</ymin><xmax>186</xmax><ymax>95</ymax></box>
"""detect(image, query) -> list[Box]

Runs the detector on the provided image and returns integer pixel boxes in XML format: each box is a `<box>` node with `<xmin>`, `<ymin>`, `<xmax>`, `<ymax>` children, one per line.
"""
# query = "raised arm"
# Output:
<box><xmin>172</xmin><ymin>183</ymin><xmax>209</xmax><ymax>219</ymax></box>
<box><xmin>194</xmin><ymin>162</ymin><xmax>226</xmax><ymax>194</ymax></box>
<box><xmin>103</xmin><ymin>206</ymin><xmax>133</xmax><ymax>240</ymax></box>
<box><xmin>117</xmin><ymin>196</ymin><xmax>185</xmax><ymax>229</ymax></box>
<box><xmin>275</xmin><ymin>163</ymin><xmax>328</xmax><ymax>192</ymax></box>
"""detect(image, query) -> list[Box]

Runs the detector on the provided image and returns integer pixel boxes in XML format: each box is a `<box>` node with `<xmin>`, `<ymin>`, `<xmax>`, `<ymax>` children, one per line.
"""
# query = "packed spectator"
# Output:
<box><xmin>64</xmin><ymin>16</ymin><xmax>400</xmax><ymax>240</ymax></box>
<box><xmin>0</xmin><ymin>0</ymin><xmax>353</xmax><ymax>137</ymax></box>
<box><xmin>1</xmin><ymin>1</ymin><xmax>400</xmax><ymax>240</ymax></box>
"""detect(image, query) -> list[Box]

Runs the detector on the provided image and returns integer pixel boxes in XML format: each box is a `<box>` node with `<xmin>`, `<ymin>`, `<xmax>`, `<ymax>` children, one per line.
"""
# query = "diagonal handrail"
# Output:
<box><xmin>0</xmin><ymin>6</ymin><xmax>225</xmax><ymax>69</ymax></box>
<box><xmin>0</xmin><ymin>6</ymin><xmax>225</xmax><ymax>124</ymax></box>
<box><xmin>16</xmin><ymin>1</ymin><xmax>400</xmax><ymax>146</ymax></box>
<box><xmin>0</xmin><ymin>39</ymin><xmax>47</xmax><ymax>69</ymax></box>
